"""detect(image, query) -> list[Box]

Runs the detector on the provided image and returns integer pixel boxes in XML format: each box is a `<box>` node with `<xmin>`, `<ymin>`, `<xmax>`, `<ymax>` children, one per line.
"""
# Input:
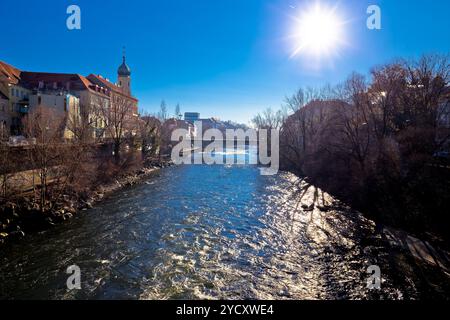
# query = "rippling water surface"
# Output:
<box><xmin>0</xmin><ymin>152</ymin><xmax>411</xmax><ymax>299</ymax></box>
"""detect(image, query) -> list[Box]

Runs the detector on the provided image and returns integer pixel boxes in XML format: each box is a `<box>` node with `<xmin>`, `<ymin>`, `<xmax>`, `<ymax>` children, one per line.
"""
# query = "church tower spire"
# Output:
<box><xmin>117</xmin><ymin>47</ymin><xmax>131</xmax><ymax>95</ymax></box>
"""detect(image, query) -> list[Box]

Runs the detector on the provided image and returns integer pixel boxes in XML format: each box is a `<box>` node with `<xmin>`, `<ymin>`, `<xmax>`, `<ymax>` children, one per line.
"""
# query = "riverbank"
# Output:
<box><xmin>0</xmin><ymin>164</ymin><xmax>447</xmax><ymax>299</ymax></box>
<box><xmin>366</xmin><ymin>225</ymin><xmax>450</xmax><ymax>299</ymax></box>
<box><xmin>288</xmin><ymin>174</ymin><xmax>450</xmax><ymax>298</ymax></box>
<box><xmin>0</xmin><ymin>157</ymin><xmax>174</xmax><ymax>246</ymax></box>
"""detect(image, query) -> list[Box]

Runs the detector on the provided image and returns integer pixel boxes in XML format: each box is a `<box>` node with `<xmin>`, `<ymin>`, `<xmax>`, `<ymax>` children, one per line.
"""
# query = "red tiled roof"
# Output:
<box><xmin>20</xmin><ymin>72</ymin><xmax>88</xmax><ymax>90</ymax></box>
<box><xmin>0</xmin><ymin>61</ymin><xmax>138</xmax><ymax>102</ymax></box>
<box><xmin>79</xmin><ymin>75</ymin><xmax>94</xmax><ymax>90</ymax></box>
<box><xmin>19</xmin><ymin>72</ymin><xmax>109</xmax><ymax>97</ymax></box>
<box><xmin>87</xmin><ymin>74</ymin><xmax>138</xmax><ymax>102</ymax></box>
<box><xmin>0</xmin><ymin>61</ymin><xmax>22</xmax><ymax>85</ymax></box>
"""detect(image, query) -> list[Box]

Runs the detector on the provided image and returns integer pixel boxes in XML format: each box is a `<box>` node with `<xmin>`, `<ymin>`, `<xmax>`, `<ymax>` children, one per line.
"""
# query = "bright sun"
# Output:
<box><xmin>290</xmin><ymin>3</ymin><xmax>345</xmax><ymax>58</ymax></box>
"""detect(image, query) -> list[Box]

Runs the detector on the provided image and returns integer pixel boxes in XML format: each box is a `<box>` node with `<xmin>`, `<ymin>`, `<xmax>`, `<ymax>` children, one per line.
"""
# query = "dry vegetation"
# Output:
<box><xmin>0</xmin><ymin>104</ymin><xmax>163</xmax><ymax>240</ymax></box>
<box><xmin>254</xmin><ymin>54</ymin><xmax>450</xmax><ymax>244</ymax></box>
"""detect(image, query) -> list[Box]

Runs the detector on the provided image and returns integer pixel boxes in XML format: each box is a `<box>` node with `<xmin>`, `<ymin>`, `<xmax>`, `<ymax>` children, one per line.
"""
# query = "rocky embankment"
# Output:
<box><xmin>0</xmin><ymin>158</ymin><xmax>174</xmax><ymax>245</ymax></box>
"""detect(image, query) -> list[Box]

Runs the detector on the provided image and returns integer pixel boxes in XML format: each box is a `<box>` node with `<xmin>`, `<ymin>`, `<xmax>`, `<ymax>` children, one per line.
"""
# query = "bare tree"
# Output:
<box><xmin>138</xmin><ymin>113</ymin><xmax>161</xmax><ymax>157</ymax></box>
<box><xmin>277</xmin><ymin>54</ymin><xmax>450</xmax><ymax>236</ymax></box>
<box><xmin>251</xmin><ymin>107</ymin><xmax>285</xmax><ymax>130</ymax></box>
<box><xmin>0</xmin><ymin>140</ymin><xmax>13</xmax><ymax>202</ymax></box>
<box><xmin>100</xmin><ymin>95</ymin><xmax>135</xmax><ymax>160</ymax></box>
<box><xmin>334</xmin><ymin>73</ymin><xmax>372</xmax><ymax>172</ymax></box>
<box><xmin>23</xmin><ymin>106</ymin><xmax>67</xmax><ymax>212</ymax></box>
<box><xmin>66</xmin><ymin>102</ymin><xmax>99</xmax><ymax>143</ymax></box>
<box><xmin>158</xmin><ymin>100</ymin><xmax>168</xmax><ymax>122</ymax></box>
<box><xmin>0</xmin><ymin>123</ymin><xmax>11</xmax><ymax>201</ymax></box>
<box><xmin>175</xmin><ymin>104</ymin><xmax>182</xmax><ymax>120</ymax></box>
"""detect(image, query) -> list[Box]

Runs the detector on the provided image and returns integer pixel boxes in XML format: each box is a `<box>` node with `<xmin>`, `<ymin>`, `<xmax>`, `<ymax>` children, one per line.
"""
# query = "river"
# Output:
<box><xmin>0</xmin><ymin>150</ymin><xmax>427</xmax><ymax>299</ymax></box>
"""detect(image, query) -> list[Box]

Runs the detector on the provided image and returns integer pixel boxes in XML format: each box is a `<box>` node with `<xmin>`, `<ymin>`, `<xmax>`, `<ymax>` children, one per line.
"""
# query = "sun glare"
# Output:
<box><xmin>290</xmin><ymin>3</ymin><xmax>346</xmax><ymax>59</ymax></box>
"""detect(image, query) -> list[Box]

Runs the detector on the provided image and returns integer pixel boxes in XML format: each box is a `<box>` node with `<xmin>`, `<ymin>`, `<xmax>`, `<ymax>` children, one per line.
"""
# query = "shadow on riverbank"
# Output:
<box><xmin>285</xmin><ymin>175</ymin><xmax>450</xmax><ymax>299</ymax></box>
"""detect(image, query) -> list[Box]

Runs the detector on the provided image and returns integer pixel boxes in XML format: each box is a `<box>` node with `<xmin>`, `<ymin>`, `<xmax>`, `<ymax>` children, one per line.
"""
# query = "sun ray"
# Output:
<box><xmin>288</xmin><ymin>2</ymin><xmax>349</xmax><ymax>61</ymax></box>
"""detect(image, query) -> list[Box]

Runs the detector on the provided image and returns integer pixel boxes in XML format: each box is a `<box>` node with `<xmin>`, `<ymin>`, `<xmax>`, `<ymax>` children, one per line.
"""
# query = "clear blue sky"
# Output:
<box><xmin>1</xmin><ymin>0</ymin><xmax>449</xmax><ymax>124</ymax></box>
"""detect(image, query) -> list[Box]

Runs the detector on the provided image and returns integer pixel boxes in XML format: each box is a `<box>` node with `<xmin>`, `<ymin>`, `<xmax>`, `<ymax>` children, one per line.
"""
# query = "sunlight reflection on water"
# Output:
<box><xmin>0</xmin><ymin>157</ymin><xmax>408</xmax><ymax>300</ymax></box>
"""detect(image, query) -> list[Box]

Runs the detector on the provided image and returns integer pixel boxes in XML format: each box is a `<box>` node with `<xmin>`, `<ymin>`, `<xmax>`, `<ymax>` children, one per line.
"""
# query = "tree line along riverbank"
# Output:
<box><xmin>252</xmin><ymin>54</ymin><xmax>450</xmax><ymax>250</ymax></box>
<box><xmin>0</xmin><ymin>140</ymin><xmax>174</xmax><ymax>245</ymax></box>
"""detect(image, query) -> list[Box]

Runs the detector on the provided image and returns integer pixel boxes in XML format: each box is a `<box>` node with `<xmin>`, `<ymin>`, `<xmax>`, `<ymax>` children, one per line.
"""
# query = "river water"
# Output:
<box><xmin>0</xmin><ymin>151</ymin><xmax>421</xmax><ymax>300</ymax></box>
